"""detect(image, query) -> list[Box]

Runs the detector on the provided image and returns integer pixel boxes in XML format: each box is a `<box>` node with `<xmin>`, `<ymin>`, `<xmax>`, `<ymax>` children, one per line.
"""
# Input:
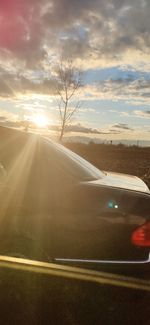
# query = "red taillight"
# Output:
<box><xmin>132</xmin><ymin>222</ymin><xmax>150</xmax><ymax>247</ymax></box>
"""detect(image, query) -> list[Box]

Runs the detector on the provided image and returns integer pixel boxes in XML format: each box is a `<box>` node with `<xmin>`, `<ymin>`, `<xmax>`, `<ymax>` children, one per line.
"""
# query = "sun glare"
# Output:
<box><xmin>32</xmin><ymin>115</ymin><xmax>48</xmax><ymax>128</ymax></box>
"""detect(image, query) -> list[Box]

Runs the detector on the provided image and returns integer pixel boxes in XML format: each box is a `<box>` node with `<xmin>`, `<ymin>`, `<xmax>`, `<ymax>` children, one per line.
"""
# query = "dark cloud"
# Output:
<box><xmin>56</xmin><ymin>0</ymin><xmax>150</xmax><ymax>59</ymax></box>
<box><xmin>108</xmin><ymin>129</ymin><xmax>122</xmax><ymax>134</ymax></box>
<box><xmin>65</xmin><ymin>123</ymin><xmax>105</xmax><ymax>134</ymax></box>
<box><xmin>50</xmin><ymin>123</ymin><xmax>123</xmax><ymax>135</ymax></box>
<box><xmin>134</xmin><ymin>79</ymin><xmax>150</xmax><ymax>90</ymax></box>
<box><xmin>97</xmin><ymin>77</ymin><xmax>150</xmax><ymax>101</ymax></box>
<box><xmin>0</xmin><ymin>0</ymin><xmax>149</xmax><ymax>66</ymax></box>
<box><xmin>102</xmin><ymin>78</ymin><xmax>150</xmax><ymax>89</ymax></box>
<box><xmin>18</xmin><ymin>76</ymin><xmax>56</xmax><ymax>95</ymax></box>
<box><xmin>0</xmin><ymin>0</ymin><xmax>49</xmax><ymax>69</ymax></box>
<box><xmin>43</xmin><ymin>0</ymin><xmax>100</xmax><ymax>29</ymax></box>
<box><xmin>112</xmin><ymin>123</ymin><xmax>134</xmax><ymax>131</ymax></box>
<box><xmin>0</xmin><ymin>70</ymin><xmax>56</xmax><ymax>98</ymax></box>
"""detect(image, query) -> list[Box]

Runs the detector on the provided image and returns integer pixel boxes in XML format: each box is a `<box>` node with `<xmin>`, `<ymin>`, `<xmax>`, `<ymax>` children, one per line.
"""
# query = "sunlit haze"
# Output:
<box><xmin>31</xmin><ymin>115</ymin><xmax>49</xmax><ymax>128</ymax></box>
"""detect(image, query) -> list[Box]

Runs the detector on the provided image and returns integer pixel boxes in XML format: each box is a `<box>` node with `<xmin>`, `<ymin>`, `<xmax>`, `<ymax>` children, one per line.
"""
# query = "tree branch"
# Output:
<box><xmin>54</xmin><ymin>59</ymin><xmax>82</xmax><ymax>141</ymax></box>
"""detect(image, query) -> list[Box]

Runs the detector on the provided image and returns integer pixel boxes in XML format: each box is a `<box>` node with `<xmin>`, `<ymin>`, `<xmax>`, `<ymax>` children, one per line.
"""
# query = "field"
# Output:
<box><xmin>64</xmin><ymin>142</ymin><xmax>150</xmax><ymax>190</ymax></box>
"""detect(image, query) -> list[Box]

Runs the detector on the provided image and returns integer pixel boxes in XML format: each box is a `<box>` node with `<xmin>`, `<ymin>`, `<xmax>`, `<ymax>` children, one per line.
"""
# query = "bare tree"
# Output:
<box><xmin>54</xmin><ymin>60</ymin><xmax>82</xmax><ymax>141</ymax></box>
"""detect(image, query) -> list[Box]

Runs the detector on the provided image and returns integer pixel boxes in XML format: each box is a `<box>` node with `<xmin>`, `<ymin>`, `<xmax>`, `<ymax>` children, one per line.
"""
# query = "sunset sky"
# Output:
<box><xmin>0</xmin><ymin>0</ymin><xmax>149</xmax><ymax>142</ymax></box>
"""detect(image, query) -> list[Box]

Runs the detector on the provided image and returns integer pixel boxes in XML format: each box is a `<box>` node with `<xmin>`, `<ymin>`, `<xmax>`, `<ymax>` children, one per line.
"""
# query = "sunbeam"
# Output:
<box><xmin>0</xmin><ymin>133</ymin><xmax>38</xmax><ymax>232</ymax></box>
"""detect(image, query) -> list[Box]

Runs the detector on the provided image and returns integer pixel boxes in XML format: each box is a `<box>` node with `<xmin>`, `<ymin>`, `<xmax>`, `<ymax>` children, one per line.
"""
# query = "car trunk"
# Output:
<box><xmin>89</xmin><ymin>171</ymin><xmax>150</xmax><ymax>194</ymax></box>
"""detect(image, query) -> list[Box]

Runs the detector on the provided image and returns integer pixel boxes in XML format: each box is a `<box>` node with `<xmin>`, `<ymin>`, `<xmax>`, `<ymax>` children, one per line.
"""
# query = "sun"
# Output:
<box><xmin>32</xmin><ymin>115</ymin><xmax>48</xmax><ymax>128</ymax></box>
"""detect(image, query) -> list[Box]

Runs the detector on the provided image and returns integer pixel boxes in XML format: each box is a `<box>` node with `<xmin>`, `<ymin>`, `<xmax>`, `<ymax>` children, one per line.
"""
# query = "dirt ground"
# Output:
<box><xmin>64</xmin><ymin>142</ymin><xmax>150</xmax><ymax>190</ymax></box>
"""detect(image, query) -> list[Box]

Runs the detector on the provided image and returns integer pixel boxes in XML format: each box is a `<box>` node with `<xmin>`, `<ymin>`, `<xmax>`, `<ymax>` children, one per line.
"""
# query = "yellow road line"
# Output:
<box><xmin>0</xmin><ymin>255</ymin><xmax>149</xmax><ymax>292</ymax></box>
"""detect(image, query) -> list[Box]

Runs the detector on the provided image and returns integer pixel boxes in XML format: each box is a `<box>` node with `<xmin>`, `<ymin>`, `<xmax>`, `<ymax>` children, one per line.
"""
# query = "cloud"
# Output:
<box><xmin>64</xmin><ymin>123</ymin><xmax>126</xmax><ymax>135</ymax></box>
<box><xmin>133</xmin><ymin>110</ymin><xmax>150</xmax><ymax>119</ymax></box>
<box><xmin>0</xmin><ymin>0</ymin><xmax>149</xmax><ymax>70</ymax></box>
<box><xmin>0</xmin><ymin>0</ymin><xmax>47</xmax><ymax>68</ymax></box>
<box><xmin>0</xmin><ymin>108</ymin><xmax>18</xmax><ymax>121</ymax></box>
<box><xmin>49</xmin><ymin>0</ymin><xmax>150</xmax><ymax>70</ymax></box>
<box><xmin>65</xmin><ymin>123</ymin><xmax>104</xmax><ymax>134</ymax></box>
<box><xmin>0</xmin><ymin>111</ymin><xmax>21</xmax><ymax>128</ymax></box>
<box><xmin>0</xmin><ymin>64</ymin><xmax>149</xmax><ymax>121</ymax></box>
<box><xmin>112</xmin><ymin>123</ymin><xmax>134</xmax><ymax>131</ymax></box>
<box><xmin>0</xmin><ymin>70</ymin><xmax>56</xmax><ymax>98</ymax></box>
<box><xmin>81</xmin><ymin>77</ymin><xmax>150</xmax><ymax>106</ymax></box>
<box><xmin>100</xmin><ymin>78</ymin><xmax>150</xmax><ymax>103</ymax></box>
